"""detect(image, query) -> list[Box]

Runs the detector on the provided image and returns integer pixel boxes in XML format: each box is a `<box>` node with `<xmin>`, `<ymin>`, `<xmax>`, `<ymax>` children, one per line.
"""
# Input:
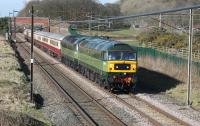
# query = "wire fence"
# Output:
<box><xmin>139</xmin><ymin>42</ymin><xmax>200</xmax><ymax>63</ymax></box>
<box><xmin>137</xmin><ymin>46</ymin><xmax>200</xmax><ymax>76</ymax></box>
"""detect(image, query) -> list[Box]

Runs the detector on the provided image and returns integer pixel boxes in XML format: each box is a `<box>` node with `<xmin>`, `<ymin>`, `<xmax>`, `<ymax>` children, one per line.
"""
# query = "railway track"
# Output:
<box><xmin>16</xmin><ymin>35</ymin><xmax>126</xmax><ymax>126</ymax></box>
<box><xmin>111</xmin><ymin>93</ymin><xmax>190</xmax><ymax>126</ymax></box>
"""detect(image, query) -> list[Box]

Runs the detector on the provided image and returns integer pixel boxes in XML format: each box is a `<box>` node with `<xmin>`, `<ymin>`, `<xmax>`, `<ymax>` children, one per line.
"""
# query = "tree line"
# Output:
<box><xmin>18</xmin><ymin>0</ymin><xmax>121</xmax><ymax>20</ymax></box>
<box><xmin>0</xmin><ymin>17</ymin><xmax>8</xmax><ymax>34</ymax></box>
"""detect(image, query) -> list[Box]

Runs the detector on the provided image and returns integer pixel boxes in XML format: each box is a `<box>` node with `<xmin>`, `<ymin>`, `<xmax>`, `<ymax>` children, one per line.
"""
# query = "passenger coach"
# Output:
<box><xmin>24</xmin><ymin>29</ymin><xmax>65</xmax><ymax>59</ymax></box>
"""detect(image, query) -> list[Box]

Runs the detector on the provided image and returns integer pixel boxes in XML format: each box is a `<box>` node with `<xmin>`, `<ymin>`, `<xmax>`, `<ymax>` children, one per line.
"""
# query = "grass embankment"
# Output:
<box><xmin>136</xmin><ymin>27</ymin><xmax>200</xmax><ymax>110</ymax></box>
<box><xmin>0</xmin><ymin>36</ymin><xmax>51</xmax><ymax>125</ymax></box>
<box><xmin>138</xmin><ymin>55</ymin><xmax>200</xmax><ymax>110</ymax></box>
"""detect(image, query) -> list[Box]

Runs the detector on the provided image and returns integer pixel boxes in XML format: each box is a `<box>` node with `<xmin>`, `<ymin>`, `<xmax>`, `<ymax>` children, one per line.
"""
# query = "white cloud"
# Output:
<box><xmin>100</xmin><ymin>0</ymin><xmax>118</xmax><ymax>4</ymax></box>
<box><xmin>108</xmin><ymin>0</ymin><xmax>118</xmax><ymax>3</ymax></box>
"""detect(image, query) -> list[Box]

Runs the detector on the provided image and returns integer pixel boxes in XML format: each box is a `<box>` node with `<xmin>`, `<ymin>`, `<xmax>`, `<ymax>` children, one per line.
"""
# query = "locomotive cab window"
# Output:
<box><xmin>103</xmin><ymin>51</ymin><xmax>108</xmax><ymax>60</ymax></box>
<box><xmin>108</xmin><ymin>51</ymin><xmax>136</xmax><ymax>61</ymax></box>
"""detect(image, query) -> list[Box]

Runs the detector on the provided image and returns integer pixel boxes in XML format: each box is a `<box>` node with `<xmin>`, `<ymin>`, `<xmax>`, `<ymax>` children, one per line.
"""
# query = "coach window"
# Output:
<box><xmin>42</xmin><ymin>37</ymin><xmax>48</xmax><ymax>43</ymax></box>
<box><xmin>38</xmin><ymin>36</ymin><xmax>41</xmax><ymax>41</ymax></box>
<box><xmin>50</xmin><ymin>40</ymin><xmax>58</xmax><ymax>47</ymax></box>
<box><xmin>34</xmin><ymin>35</ymin><xmax>37</xmax><ymax>39</ymax></box>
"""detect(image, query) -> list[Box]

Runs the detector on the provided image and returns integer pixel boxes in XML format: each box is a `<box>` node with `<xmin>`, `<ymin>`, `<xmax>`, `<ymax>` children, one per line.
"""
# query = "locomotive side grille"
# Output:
<box><xmin>114</xmin><ymin>64</ymin><xmax>130</xmax><ymax>70</ymax></box>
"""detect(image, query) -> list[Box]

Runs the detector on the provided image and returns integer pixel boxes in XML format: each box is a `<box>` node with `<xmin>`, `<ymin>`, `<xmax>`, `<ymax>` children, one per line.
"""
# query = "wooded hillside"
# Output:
<box><xmin>120</xmin><ymin>0</ymin><xmax>200</xmax><ymax>15</ymax></box>
<box><xmin>18</xmin><ymin>0</ymin><xmax>121</xmax><ymax>20</ymax></box>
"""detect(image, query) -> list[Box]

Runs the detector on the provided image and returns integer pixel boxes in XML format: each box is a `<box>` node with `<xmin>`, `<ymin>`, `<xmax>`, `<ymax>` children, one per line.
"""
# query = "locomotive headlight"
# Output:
<box><xmin>124</xmin><ymin>73</ymin><xmax>126</xmax><ymax>75</ymax></box>
<box><xmin>109</xmin><ymin>64</ymin><xmax>114</xmax><ymax>71</ymax></box>
<box><xmin>128</xmin><ymin>77</ymin><xmax>132</xmax><ymax>81</ymax></box>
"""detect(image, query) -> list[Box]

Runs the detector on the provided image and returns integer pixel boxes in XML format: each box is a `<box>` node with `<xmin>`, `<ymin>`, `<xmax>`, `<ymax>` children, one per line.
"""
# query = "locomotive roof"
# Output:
<box><xmin>62</xmin><ymin>35</ymin><xmax>136</xmax><ymax>51</ymax></box>
<box><xmin>79</xmin><ymin>37</ymin><xmax>135</xmax><ymax>51</ymax></box>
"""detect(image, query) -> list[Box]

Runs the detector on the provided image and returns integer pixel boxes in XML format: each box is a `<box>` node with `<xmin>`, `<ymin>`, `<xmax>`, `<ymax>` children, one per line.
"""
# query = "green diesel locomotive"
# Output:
<box><xmin>61</xmin><ymin>35</ymin><xmax>137</xmax><ymax>91</ymax></box>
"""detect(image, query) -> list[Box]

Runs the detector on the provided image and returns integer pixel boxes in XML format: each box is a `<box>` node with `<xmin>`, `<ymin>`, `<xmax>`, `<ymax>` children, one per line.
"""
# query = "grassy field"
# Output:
<box><xmin>120</xmin><ymin>40</ymin><xmax>140</xmax><ymax>46</ymax></box>
<box><xmin>0</xmin><ymin>35</ymin><xmax>51</xmax><ymax>125</ymax></box>
<box><xmin>111</xmin><ymin>29</ymin><xmax>141</xmax><ymax>36</ymax></box>
<box><xmin>166</xmin><ymin>84</ymin><xmax>200</xmax><ymax>110</ymax></box>
<box><xmin>78</xmin><ymin>29</ymin><xmax>141</xmax><ymax>38</ymax></box>
<box><xmin>77</xmin><ymin>29</ymin><xmax>141</xmax><ymax>47</ymax></box>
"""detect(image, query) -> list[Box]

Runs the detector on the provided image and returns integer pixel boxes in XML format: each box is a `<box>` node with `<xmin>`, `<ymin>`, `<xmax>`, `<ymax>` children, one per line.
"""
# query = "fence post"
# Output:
<box><xmin>187</xmin><ymin>9</ymin><xmax>193</xmax><ymax>106</ymax></box>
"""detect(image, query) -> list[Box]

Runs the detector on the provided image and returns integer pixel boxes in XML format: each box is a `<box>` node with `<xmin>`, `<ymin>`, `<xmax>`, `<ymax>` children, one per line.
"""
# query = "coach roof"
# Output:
<box><xmin>35</xmin><ymin>31</ymin><xmax>66</xmax><ymax>41</ymax></box>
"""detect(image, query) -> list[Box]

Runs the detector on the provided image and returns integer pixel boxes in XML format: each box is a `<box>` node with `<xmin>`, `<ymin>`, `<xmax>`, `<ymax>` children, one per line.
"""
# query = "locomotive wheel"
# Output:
<box><xmin>78</xmin><ymin>65</ymin><xmax>81</xmax><ymax>73</ymax></box>
<box><xmin>94</xmin><ymin>73</ymin><xmax>98</xmax><ymax>83</ymax></box>
<box><xmin>81</xmin><ymin>67</ymin><xmax>85</xmax><ymax>75</ymax></box>
<box><xmin>85</xmin><ymin>69</ymin><xmax>89</xmax><ymax>78</ymax></box>
<box><xmin>104</xmin><ymin>80</ymin><xmax>111</xmax><ymax>90</ymax></box>
<box><xmin>96</xmin><ymin>74</ymin><xmax>101</xmax><ymax>84</ymax></box>
<box><xmin>100</xmin><ymin>79</ymin><xmax>104</xmax><ymax>87</ymax></box>
<box><xmin>117</xmin><ymin>83</ymin><xmax>124</xmax><ymax>91</ymax></box>
<box><xmin>57</xmin><ymin>56</ymin><xmax>61</xmax><ymax>62</ymax></box>
<box><xmin>90</xmin><ymin>71</ymin><xmax>95</xmax><ymax>81</ymax></box>
<box><xmin>88</xmin><ymin>71</ymin><xmax>90</xmax><ymax>79</ymax></box>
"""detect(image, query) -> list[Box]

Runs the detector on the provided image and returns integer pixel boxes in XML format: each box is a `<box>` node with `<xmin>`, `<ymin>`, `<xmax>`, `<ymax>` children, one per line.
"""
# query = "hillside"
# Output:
<box><xmin>18</xmin><ymin>0</ymin><xmax>121</xmax><ymax>20</ymax></box>
<box><xmin>120</xmin><ymin>0</ymin><xmax>200</xmax><ymax>15</ymax></box>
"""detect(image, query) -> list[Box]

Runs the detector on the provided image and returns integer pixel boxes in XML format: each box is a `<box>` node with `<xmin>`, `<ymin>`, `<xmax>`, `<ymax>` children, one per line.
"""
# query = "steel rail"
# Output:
<box><xmin>104</xmin><ymin>91</ymin><xmax>163</xmax><ymax>126</ymax></box>
<box><xmin>131</xmin><ymin>94</ymin><xmax>192</xmax><ymax>126</ymax></box>
<box><xmin>19</xmin><ymin>41</ymin><xmax>97</xmax><ymax>126</ymax></box>
<box><xmin>103</xmin><ymin>88</ymin><xmax>191</xmax><ymax>126</ymax></box>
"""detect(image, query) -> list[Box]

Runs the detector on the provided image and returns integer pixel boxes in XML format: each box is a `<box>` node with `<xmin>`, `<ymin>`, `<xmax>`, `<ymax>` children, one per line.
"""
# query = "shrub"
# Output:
<box><xmin>137</xmin><ymin>27</ymin><xmax>187</xmax><ymax>49</ymax></box>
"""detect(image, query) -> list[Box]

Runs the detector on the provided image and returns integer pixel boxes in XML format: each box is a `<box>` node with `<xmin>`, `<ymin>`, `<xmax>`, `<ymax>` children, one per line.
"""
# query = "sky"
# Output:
<box><xmin>0</xmin><ymin>0</ymin><xmax>118</xmax><ymax>17</ymax></box>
